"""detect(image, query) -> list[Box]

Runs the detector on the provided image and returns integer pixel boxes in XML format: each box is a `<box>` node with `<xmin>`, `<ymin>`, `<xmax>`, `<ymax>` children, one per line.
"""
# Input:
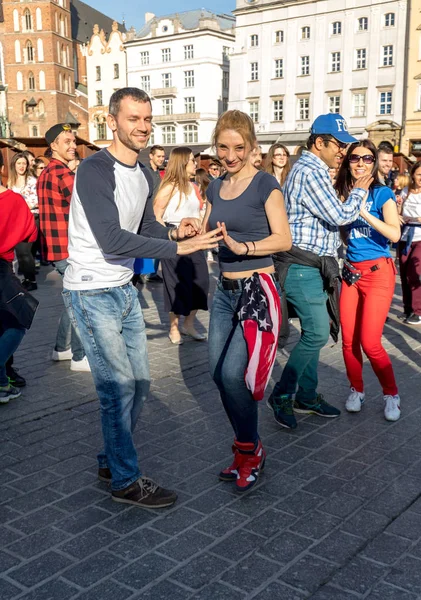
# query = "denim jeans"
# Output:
<box><xmin>62</xmin><ymin>283</ymin><xmax>150</xmax><ymax>491</ymax></box>
<box><xmin>274</xmin><ymin>265</ymin><xmax>330</xmax><ymax>402</ymax></box>
<box><xmin>53</xmin><ymin>259</ymin><xmax>85</xmax><ymax>361</ymax></box>
<box><xmin>209</xmin><ymin>278</ymin><xmax>281</xmax><ymax>444</ymax></box>
<box><xmin>0</xmin><ymin>327</ymin><xmax>25</xmax><ymax>386</ymax></box>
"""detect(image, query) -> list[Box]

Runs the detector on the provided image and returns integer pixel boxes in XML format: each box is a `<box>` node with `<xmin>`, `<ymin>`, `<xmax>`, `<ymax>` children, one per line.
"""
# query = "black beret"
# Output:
<box><xmin>45</xmin><ymin>123</ymin><xmax>73</xmax><ymax>145</ymax></box>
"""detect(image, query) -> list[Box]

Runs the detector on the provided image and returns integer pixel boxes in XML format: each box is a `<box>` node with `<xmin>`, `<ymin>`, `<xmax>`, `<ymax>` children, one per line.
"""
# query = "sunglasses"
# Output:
<box><xmin>329</xmin><ymin>139</ymin><xmax>348</xmax><ymax>151</ymax></box>
<box><xmin>349</xmin><ymin>154</ymin><xmax>375</xmax><ymax>165</ymax></box>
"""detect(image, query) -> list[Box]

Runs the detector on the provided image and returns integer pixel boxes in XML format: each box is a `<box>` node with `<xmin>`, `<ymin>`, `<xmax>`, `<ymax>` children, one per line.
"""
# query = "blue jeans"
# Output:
<box><xmin>0</xmin><ymin>327</ymin><xmax>25</xmax><ymax>386</ymax></box>
<box><xmin>209</xmin><ymin>279</ymin><xmax>281</xmax><ymax>444</ymax></box>
<box><xmin>274</xmin><ymin>265</ymin><xmax>330</xmax><ymax>401</ymax></box>
<box><xmin>53</xmin><ymin>259</ymin><xmax>85</xmax><ymax>361</ymax></box>
<box><xmin>62</xmin><ymin>283</ymin><xmax>150</xmax><ymax>490</ymax></box>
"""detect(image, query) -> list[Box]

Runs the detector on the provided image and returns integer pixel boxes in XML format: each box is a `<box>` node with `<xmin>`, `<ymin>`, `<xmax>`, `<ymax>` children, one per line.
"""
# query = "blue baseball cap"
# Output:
<box><xmin>310</xmin><ymin>114</ymin><xmax>357</xmax><ymax>144</ymax></box>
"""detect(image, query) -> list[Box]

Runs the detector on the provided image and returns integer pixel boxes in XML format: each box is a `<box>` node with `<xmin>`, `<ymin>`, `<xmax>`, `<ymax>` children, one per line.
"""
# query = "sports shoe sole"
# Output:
<box><xmin>293</xmin><ymin>406</ymin><xmax>340</xmax><ymax>418</ymax></box>
<box><xmin>0</xmin><ymin>390</ymin><xmax>21</xmax><ymax>403</ymax></box>
<box><xmin>219</xmin><ymin>461</ymin><xmax>266</xmax><ymax>482</ymax></box>
<box><xmin>266</xmin><ymin>399</ymin><xmax>297</xmax><ymax>429</ymax></box>
<box><xmin>111</xmin><ymin>495</ymin><xmax>177</xmax><ymax>509</ymax></box>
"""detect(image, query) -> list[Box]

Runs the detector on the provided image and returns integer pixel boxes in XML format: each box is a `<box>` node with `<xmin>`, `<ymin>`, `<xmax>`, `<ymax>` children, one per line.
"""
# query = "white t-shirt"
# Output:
<box><xmin>163</xmin><ymin>185</ymin><xmax>201</xmax><ymax>226</ymax></box>
<box><xmin>402</xmin><ymin>191</ymin><xmax>421</xmax><ymax>243</ymax></box>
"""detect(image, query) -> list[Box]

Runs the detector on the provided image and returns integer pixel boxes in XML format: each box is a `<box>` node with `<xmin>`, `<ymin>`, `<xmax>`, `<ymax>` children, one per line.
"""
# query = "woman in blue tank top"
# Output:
<box><xmin>335</xmin><ymin>140</ymin><xmax>401</xmax><ymax>422</ymax></box>
<box><xmin>203</xmin><ymin>110</ymin><xmax>292</xmax><ymax>493</ymax></box>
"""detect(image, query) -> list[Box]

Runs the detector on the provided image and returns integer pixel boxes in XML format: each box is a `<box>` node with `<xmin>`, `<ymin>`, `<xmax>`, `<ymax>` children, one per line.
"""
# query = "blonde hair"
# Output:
<box><xmin>265</xmin><ymin>143</ymin><xmax>291</xmax><ymax>186</ymax></box>
<box><xmin>157</xmin><ymin>147</ymin><xmax>192</xmax><ymax>210</ymax></box>
<box><xmin>396</xmin><ymin>174</ymin><xmax>410</xmax><ymax>191</ymax></box>
<box><xmin>211</xmin><ymin>110</ymin><xmax>256</xmax><ymax>150</ymax></box>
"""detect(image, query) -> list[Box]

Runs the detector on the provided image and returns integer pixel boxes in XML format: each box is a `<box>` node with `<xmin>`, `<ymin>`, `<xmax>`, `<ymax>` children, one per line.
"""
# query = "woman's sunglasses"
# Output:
<box><xmin>349</xmin><ymin>154</ymin><xmax>375</xmax><ymax>165</ymax></box>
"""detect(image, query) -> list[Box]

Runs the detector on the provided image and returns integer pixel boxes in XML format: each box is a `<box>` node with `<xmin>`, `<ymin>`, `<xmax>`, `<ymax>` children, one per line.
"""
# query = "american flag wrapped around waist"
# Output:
<box><xmin>237</xmin><ymin>272</ymin><xmax>282</xmax><ymax>401</ymax></box>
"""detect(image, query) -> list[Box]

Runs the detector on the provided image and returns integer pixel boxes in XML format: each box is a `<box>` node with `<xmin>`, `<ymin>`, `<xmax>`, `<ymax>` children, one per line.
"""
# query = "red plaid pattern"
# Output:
<box><xmin>37</xmin><ymin>159</ymin><xmax>75</xmax><ymax>262</ymax></box>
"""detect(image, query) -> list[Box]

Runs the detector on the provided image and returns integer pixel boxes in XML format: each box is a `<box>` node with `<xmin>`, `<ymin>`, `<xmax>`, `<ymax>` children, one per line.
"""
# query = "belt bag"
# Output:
<box><xmin>0</xmin><ymin>268</ymin><xmax>39</xmax><ymax>329</ymax></box>
<box><xmin>342</xmin><ymin>259</ymin><xmax>379</xmax><ymax>286</ymax></box>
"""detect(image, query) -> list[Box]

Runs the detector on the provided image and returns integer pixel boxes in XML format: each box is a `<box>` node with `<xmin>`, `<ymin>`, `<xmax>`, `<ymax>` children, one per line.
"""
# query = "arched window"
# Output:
<box><xmin>68</xmin><ymin>76</ymin><xmax>72</xmax><ymax>94</ymax></box>
<box><xmin>64</xmin><ymin>76</ymin><xmax>68</xmax><ymax>93</ymax></box>
<box><xmin>65</xmin><ymin>17</ymin><xmax>68</xmax><ymax>37</ymax></box>
<box><xmin>183</xmin><ymin>124</ymin><xmax>198</xmax><ymax>144</ymax></box>
<box><xmin>15</xmin><ymin>40</ymin><xmax>21</xmax><ymax>63</ymax></box>
<box><xmin>32</xmin><ymin>125</ymin><xmax>38</xmax><ymax>137</ymax></box>
<box><xmin>61</xmin><ymin>44</ymin><xmax>66</xmax><ymax>65</ymax></box>
<box><xmin>37</xmin><ymin>38</ymin><xmax>44</xmax><ymax>62</ymax></box>
<box><xmin>13</xmin><ymin>9</ymin><xmax>19</xmax><ymax>32</ymax></box>
<box><xmin>59</xmin><ymin>72</ymin><xmax>63</xmax><ymax>90</ymax></box>
<box><xmin>39</xmin><ymin>70</ymin><xmax>45</xmax><ymax>90</ymax></box>
<box><xmin>0</xmin><ymin>43</ymin><xmax>4</xmax><ymax>83</ymax></box>
<box><xmin>28</xmin><ymin>71</ymin><xmax>35</xmax><ymax>90</ymax></box>
<box><xmin>59</xmin><ymin>15</ymin><xmax>65</xmax><ymax>37</ymax></box>
<box><xmin>38</xmin><ymin>99</ymin><xmax>45</xmax><ymax>114</ymax></box>
<box><xmin>26</xmin><ymin>40</ymin><xmax>34</xmax><ymax>63</ymax></box>
<box><xmin>95</xmin><ymin>117</ymin><xmax>107</xmax><ymax>140</ymax></box>
<box><xmin>36</xmin><ymin>7</ymin><xmax>42</xmax><ymax>30</ymax></box>
<box><xmin>57</xmin><ymin>41</ymin><xmax>60</xmax><ymax>63</ymax></box>
<box><xmin>162</xmin><ymin>125</ymin><xmax>176</xmax><ymax>144</ymax></box>
<box><xmin>24</xmin><ymin>9</ymin><xmax>32</xmax><ymax>31</ymax></box>
<box><xmin>66</xmin><ymin>46</ymin><xmax>70</xmax><ymax>67</ymax></box>
<box><xmin>55</xmin><ymin>12</ymin><xmax>58</xmax><ymax>32</ymax></box>
<box><xmin>17</xmin><ymin>71</ymin><xmax>23</xmax><ymax>90</ymax></box>
<box><xmin>22</xmin><ymin>100</ymin><xmax>28</xmax><ymax>115</ymax></box>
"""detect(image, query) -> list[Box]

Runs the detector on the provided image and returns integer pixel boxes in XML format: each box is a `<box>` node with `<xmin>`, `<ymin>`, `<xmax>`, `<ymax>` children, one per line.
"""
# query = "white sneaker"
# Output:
<box><xmin>345</xmin><ymin>388</ymin><xmax>365</xmax><ymax>412</ymax></box>
<box><xmin>384</xmin><ymin>394</ymin><xmax>401</xmax><ymax>421</ymax></box>
<box><xmin>52</xmin><ymin>348</ymin><xmax>73</xmax><ymax>361</ymax></box>
<box><xmin>70</xmin><ymin>356</ymin><xmax>91</xmax><ymax>372</ymax></box>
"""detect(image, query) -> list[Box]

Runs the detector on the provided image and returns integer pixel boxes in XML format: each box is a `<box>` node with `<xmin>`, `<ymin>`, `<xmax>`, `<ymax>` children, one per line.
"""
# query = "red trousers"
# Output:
<box><xmin>399</xmin><ymin>240</ymin><xmax>421</xmax><ymax>316</ymax></box>
<box><xmin>340</xmin><ymin>257</ymin><xmax>398</xmax><ymax>396</ymax></box>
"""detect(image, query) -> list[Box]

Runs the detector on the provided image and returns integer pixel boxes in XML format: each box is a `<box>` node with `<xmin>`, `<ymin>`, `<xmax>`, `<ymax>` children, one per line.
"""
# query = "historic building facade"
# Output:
<box><xmin>401</xmin><ymin>0</ymin><xmax>421</xmax><ymax>158</ymax></box>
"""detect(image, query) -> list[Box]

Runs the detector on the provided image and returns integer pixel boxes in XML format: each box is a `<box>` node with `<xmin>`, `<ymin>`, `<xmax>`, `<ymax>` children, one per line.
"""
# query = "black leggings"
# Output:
<box><xmin>15</xmin><ymin>214</ymin><xmax>38</xmax><ymax>282</ymax></box>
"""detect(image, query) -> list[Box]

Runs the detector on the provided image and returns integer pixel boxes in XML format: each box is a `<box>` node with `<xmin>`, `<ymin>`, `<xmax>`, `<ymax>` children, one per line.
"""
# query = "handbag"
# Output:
<box><xmin>0</xmin><ymin>262</ymin><xmax>39</xmax><ymax>329</ymax></box>
<box><xmin>342</xmin><ymin>260</ymin><xmax>362</xmax><ymax>286</ymax></box>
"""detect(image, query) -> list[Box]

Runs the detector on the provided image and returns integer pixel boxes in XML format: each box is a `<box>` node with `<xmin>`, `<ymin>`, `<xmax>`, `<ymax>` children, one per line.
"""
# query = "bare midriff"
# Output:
<box><xmin>221</xmin><ymin>265</ymin><xmax>275</xmax><ymax>279</ymax></box>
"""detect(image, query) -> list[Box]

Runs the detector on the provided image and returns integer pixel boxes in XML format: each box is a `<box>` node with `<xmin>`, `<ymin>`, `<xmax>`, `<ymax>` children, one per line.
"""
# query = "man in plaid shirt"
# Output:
<box><xmin>37</xmin><ymin>124</ymin><xmax>88</xmax><ymax>372</ymax></box>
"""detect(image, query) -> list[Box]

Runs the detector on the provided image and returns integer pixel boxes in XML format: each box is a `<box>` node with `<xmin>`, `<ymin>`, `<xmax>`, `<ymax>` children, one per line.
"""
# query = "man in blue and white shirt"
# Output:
<box><xmin>268</xmin><ymin>114</ymin><xmax>373</xmax><ymax>429</ymax></box>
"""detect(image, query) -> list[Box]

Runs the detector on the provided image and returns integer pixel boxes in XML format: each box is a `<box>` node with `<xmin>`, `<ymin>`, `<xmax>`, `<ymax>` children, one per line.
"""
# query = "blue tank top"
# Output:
<box><xmin>207</xmin><ymin>171</ymin><xmax>281</xmax><ymax>272</ymax></box>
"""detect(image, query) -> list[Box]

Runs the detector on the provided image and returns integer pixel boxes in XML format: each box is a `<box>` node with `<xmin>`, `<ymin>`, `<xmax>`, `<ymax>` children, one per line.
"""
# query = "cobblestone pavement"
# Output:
<box><xmin>1</xmin><ymin>263</ymin><xmax>421</xmax><ymax>600</ymax></box>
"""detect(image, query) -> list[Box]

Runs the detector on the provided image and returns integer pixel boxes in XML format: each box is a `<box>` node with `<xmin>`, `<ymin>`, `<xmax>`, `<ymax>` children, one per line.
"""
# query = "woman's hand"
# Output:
<box><xmin>176</xmin><ymin>227</ymin><xmax>223</xmax><ymax>255</ymax></box>
<box><xmin>217</xmin><ymin>221</ymin><xmax>248</xmax><ymax>255</ymax></box>
<box><xmin>177</xmin><ymin>218</ymin><xmax>202</xmax><ymax>239</ymax></box>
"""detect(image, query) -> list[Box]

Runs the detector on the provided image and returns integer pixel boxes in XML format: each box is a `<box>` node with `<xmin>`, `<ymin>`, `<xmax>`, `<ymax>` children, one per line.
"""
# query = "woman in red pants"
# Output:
<box><xmin>335</xmin><ymin>140</ymin><xmax>401</xmax><ymax>421</ymax></box>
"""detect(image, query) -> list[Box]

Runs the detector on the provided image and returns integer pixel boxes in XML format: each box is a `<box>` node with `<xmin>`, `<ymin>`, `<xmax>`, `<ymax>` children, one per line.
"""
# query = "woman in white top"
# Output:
<box><xmin>7</xmin><ymin>152</ymin><xmax>39</xmax><ymax>290</ymax></box>
<box><xmin>265</xmin><ymin>143</ymin><xmax>291</xmax><ymax>187</ymax></box>
<box><xmin>154</xmin><ymin>148</ymin><xmax>209</xmax><ymax>344</ymax></box>
<box><xmin>399</xmin><ymin>162</ymin><xmax>421</xmax><ymax>325</ymax></box>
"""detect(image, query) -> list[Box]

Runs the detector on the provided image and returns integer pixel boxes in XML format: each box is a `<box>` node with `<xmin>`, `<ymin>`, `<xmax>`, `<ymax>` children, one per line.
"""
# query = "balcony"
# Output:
<box><xmin>153</xmin><ymin>112</ymin><xmax>200</xmax><ymax>123</ymax></box>
<box><xmin>151</xmin><ymin>86</ymin><xmax>177</xmax><ymax>98</ymax></box>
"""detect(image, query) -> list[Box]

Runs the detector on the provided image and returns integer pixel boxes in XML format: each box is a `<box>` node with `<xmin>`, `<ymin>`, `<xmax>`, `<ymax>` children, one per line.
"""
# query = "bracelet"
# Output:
<box><xmin>251</xmin><ymin>241</ymin><xmax>256</xmax><ymax>255</ymax></box>
<box><xmin>168</xmin><ymin>227</ymin><xmax>177</xmax><ymax>241</ymax></box>
<box><xmin>241</xmin><ymin>242</ymin><xmax>249</xmax><ymax>256</ymax></box>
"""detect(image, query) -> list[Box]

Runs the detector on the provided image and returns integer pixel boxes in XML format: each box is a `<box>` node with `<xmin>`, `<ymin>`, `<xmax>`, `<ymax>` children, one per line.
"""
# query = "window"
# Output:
<box><xmin>17</xmin><ymin>71</ymin><xmax>23</xmax><ymax>90</ymax></box>
<box><xmin>36</xmin><ymin>7</ymin><xmax>42</xmax><ymax>30</ymax></box>
<box><xmin>301</xmin><ymin>56</ymin><xmax>310</xmax><ymax>76</ymax></box>
<box><xmin>379</xmin><ymin>91</ymin><xmax>392</xmax><ymax>115</ymax></box>
<box><xmin>249</xmin><ymin>100</ymin><xmax>259</xmax><ymax>123</ymax></box>
<box><xmin>383</xmin><ymin>45</ymin><xmax>394</xmax><ymax>66</ymax></box>
<box><xmin>250</xmin><ymin>62</ymin><xmax>259</xmax><ymax>81</ymax></box>
<box><xmin>39</xmin><ymin>70</ymin><xmax>46</xmax><ymax>89</ymax></box>
<box><xmin>162</xmin><ymin>73</ymin><xmax>172</xmax><ymax>88</ymax></box>
<box><xmin>358</xmin><ymin>17</ymin><xmax>368</xmax><ymax>31</ymax></box>
<box><xmin>32</xmin><ymin>126</ymin><xmax>38</xmax><ymax>137</ymax></box>
<box><xmin>275</xmin><ymin>30</ymin><xmax>284</xmax><ymax>43</ymax></box>
<box><xmin>15</xmin><ymin>40</ymin><xmax>21</xmax><ymax>63</ymax></box>
<box><xmin>298</xmin><ymin>97</ymin><xmax>310</xmax><ymax>120</ymax></box>
<box><xmin>250</xmin><ymin>34</ymin><xmax>259</xmax><ymax>47</ymax></box>
<box><xmin>184</xmin><ymin>124</ymin><xmax>198</xmax><ymax>143</ymax></box>
<box><xmin>114</xmin><ymin>63</ymin><xmax>119</xmax><ymax>79</ymax></box>
<box><xmin>273</xmin><ymin>99</ymin><xmax>283</xmax><ymax>121</ymax></box>
<box><xmin>140</xmin><ymin>75</ymin><xmax>150</xmax><ymax>92</ymax></box>
<box><xmin>328</xmin><ymin>95</ymin><xmax>341</xmax><ymax>113</ymax></box>
<box><xmin>28</xmin><ymin>71</ymin><xmax>35</xmax><ymax>91</ymax></box>
<box><xmin>162</xmin><ymin>98</ymin><xmax>173</xmax><ymax>115</ymax></box>
<box><xmin>301</xmin><ymin>26</ymin><xmax>310</xmax><ymax>39</ymax></box>
<box><xmin>274</xmin><ymin>58</ymin><xmax>283</xmax><ymax>78</ymax></box>
<box><xmin>223</xmin><ymin>71</ymin><xmax>229</xmax><ymax>89</ymax></box>
<box><xmin>185</xmin><ymin>70</ymin><xmax>194</xmax><ymax>88</ymax></box>
<box><xmin>96</xmin><ymin>90</ymin><xmax>103</xmax><ymax>105</ymax></box>
<box><xmin>26</xmin><ymin>41</ymin><xmax>34</xmax><ymax>63</ymax></box>
<box><xmin>162</xmin><ymin>48</ymin><xmax>171</xmax><ymax>62</ymax></box>
<box><xmin>13</xmin><ymin>9</ymin><xmax>19</xmax><ymax>32</ymax></box>
<box><xmin>332</xmin><ymin>21</ymin><xmax>342</xmax><ymax>35</ymax></box>
<box><xmin>356</xmin><ymin>48</ymin><xmax>367</xmax><ymax>70</ymax></box>
<box><xmin>331</xmin><ymin>52</ymin><xmax>341</xmax><ymax>72</ymax></box>
<box><xmin>184</xmin><ymin>45</ymin><xmax>194</xmax><ymax>59</ymax></box>
<box><xmin>223</xmin><ymin>46</ymin><xmax>230</xmax><ymax>57</ymax></box>
<box><xmin>385</xmin><ymin>12</ymin><xmax>395</xmax><ymax>27</ymax></box>
<box><xmin>24</xmin><ymin>9</ymin><xmax>32</xmax><ymax>31</ymax></box>
<box><xmin>96</xmin><ymin>66</ymin><xmax>101</xmax><ymax>81</ymax></box>
<box><xmin>222</xmin><ymin>97</ymin><xmax>228</xmax><ymax>112</ymax></box>
<box><xmin>140</xmin><ymin>51</ymin><xmax>149</xmax><ymax>65</ymax></box>
<box><xmin>37</xmin><ymin>38</ymin><xmax>44</xmax><ymax>62</ymax></box>
<box><xmin>162</xmin><ymin>125</ymin><xmax>176</xmax><ymax>144</ymax></box>
<box><xmin>352</xmin><ymin>92</ymin><xmax>366</xmax><ymax>116</ymax></box>
<box><xmin>97</xmin><ymin>121</ymin><xmax>106</xmax><ymax>140</ymax></box>
<box><xmin>184</xmin><ymin>97</ymin><xmax>195</xmax><ymax>113</ymax></box>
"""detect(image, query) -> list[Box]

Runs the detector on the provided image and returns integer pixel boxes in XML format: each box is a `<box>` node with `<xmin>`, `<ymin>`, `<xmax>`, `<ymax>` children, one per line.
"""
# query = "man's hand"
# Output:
<box><xmin>177</xmin><ymin>227</ymin><xmax>223</xmax><ymax>255</ymax></box>
<box><xmin>177</xmin><ymin>218</ymin><xmax>202</xmax><ymax>240</ymax></box>
<box><xmin>354</xmin><ymin>174</ymin><xmax>374</xmax><ymax>191</ymax></box>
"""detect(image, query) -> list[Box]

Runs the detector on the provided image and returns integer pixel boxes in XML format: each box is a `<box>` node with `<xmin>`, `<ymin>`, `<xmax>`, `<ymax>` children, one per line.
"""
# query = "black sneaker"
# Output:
<box><xmin>112</xmin><ymin>476</ymin><xmax>177</xmax><ymax>508</ymax></box>
<box><xmin>21</xmin><ymin>280</ymin><xmax>37</xmax><ymax>291</ymax></box>
<box><xmin>6</xmin><ymin>367</ymin><xmax>26</xmax><ymax>388</ymax></box>
<box><xmin>267</xmin><ymin>391</ymin><xmax>297</xmax><ymax>429</ymax></box>
<box><xmin>294</xmin><ymin>393</ymin><xmax>341</xmax><ymax>418</ymax></box>
<box><xmin>405</xmin><ymin>313</ymin><xmax>421</xmax><ymax>326</ymax></box>
<box><xmin>98</xmin><ymin>467</ymin><xmax>112</xmax><ymax>482</ymax></box>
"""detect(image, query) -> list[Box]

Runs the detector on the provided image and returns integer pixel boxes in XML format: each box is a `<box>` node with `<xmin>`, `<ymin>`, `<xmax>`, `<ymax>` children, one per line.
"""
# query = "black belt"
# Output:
<box><xmin>220</xmin><ymin>272</ymin><xmax>279</xmax><ymax>291</ymax></box>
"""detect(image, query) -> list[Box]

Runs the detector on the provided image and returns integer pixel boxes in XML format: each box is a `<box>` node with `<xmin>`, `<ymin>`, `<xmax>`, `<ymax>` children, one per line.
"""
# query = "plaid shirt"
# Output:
<box><xmin>283</xmin><ymin>151</ymin><xmax>366</xmax><ymax>257</ymax></box>
<box><xmin>37</xmin><ymin>159</ymin><xmax>75</xmax><ymax>262</ymax></box>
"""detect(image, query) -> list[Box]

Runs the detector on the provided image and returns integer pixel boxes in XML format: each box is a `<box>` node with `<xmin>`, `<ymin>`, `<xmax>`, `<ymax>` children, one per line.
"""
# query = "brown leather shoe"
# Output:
<box><xmin>112</xmin><ymin>476</ymin><xmax>177</xmax><ymax>509</ymax></box>
<box><xmin>98</xmin><ymin>467</ymin><xmax>112</xmax><ymax>482</ymax></box>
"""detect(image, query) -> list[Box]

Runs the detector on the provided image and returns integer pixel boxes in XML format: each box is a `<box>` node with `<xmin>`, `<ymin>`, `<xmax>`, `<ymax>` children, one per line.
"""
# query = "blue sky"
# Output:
<box><xmin>85</xmin><ymin>0</ymin><xmax>236</xmax><ymax>31</ymax></box>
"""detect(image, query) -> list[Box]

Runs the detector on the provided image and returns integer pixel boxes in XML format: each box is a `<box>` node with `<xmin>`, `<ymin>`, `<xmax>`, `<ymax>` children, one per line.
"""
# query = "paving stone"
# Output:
<box><xmin>385</xmin><ymin>511</ymin><xmax>421</xmax><ymax>540</ymax></box>
<box><xmin>252</xmin><ymin>582</ymin><xmax>306</xmax><ymax>599</ymax></box>
<box><xmin>131</xmin><ymin>579</ymin><xmax>192</xmax><ymax>600</ymax></box>
<box><xmin>312</xmin><ymin>530</ymin><xmax>365</xmax><ymax>564</ymax></box>
<box><xmin>62</xmin><ymin>550</ymin><xmax>126</xmax><ymax>587</ymax></box>
<box><xmin>9</xmin><ymin>506</ymin><xmax>66</xmax><ymax>535</ymax></box>
<box><xmin>362</xmin><ymin>532</ymin><xmax>412</xmax><ymax>565</ymax></box>
<box><xmin>114</xmin><ymin>551</ymin><xmax>178</xmax><ymax>589</ymax></box>
<box><xmin>185</xmin><ymin>489</ymin><xmax>235</xmax><ymax>514</ymax></box>
<box><xmin>318</xmin><ymin>490</ymin><xmax>363</xmax><ymax>518</ymax></box>
<box><xmin>8</xmin><ymin>454</ymin><xmax>58</xmax><ymax>476</ymax></box>
<box><xmin>293</xmin><ymin>510</ymin><xmax>341</xmax><ymax>539</ymax></box>
<box><xmin>221</xmin><ymin>552</ymin><xmax>281</xmax><ymax>591</ymax></box>
<box><xmin>151</xmin><ymin>507</ymin><xmax>204</xmax><ymax>536</ymax></box>
<box><xmin>385</xmin><ymin>555</ymin><xmax>421</xmax><ymax>593</ymax></box>
<box><xmin>0</xmin><ymin>550</ymin><xmax>21</xmax><ymax>573</ymax></box>
<box><xmin>211</xmin><ymin>528</ymin><xmax>265</xmax><ymax>561</ymax></box>
<box><xmin>365</xmin><ymin>582</ymin><xmax>418</xmax><ymax>599</ymax></box>
<box><xmin>188</xmin><ymin>582</ymin><xmax>246</xmax><ymax>599</ymax></box>
<box><xmin>228</xmin><ymin>490</ymin><xmax>280</xmax><ymax>518</ymax></box>
<box><xmin>307</xmin><ymin>586</ymin><xmax>358</xmax><ymax>600</ymax></box>
<box><xmin>7</xmin><ymin>469</ymin><xmax>61</xmax><ymax>493</ymax></box>
<box><xmin>108</xmin><ymin>526</ymin><xmax>168</xmax><ymax>561</ymax></box>
<box><xmin>341</xmin><ymin>509</ymin><xmax>390</xmax><ymax>539</ymax></box>
<box><xmin>366</xmin><ymin>490</ymin><xmax>417</xmax><ymax>519</ymax></box>
<box><xmin>8</xmin><ymin>550</ymin><xmax>74</xmax><ymax>587</ymax></box>
<box><xmin>56</xmin><ymin>507</ymin><xmax>111</xmax><ymax>534</ymax></box>
<box><xmin>276</xmin><ymin>490</ymin><xmax>324</xmax><ymax>517</ymax></box>
<box><xmin>170</xmin><ymin>553</ymin><xmax>230</xmax><ymax>589</ymax></box>
<box><xmin>71</xmin><ymin>579</ymin><xmax>134</xmax><ymax>600</ymax></box>
<box><xmin>340</xmin><ymin>473</ymin><xmax>385</xmax><ymax>499</ymax></box>
<box><xmin>259</xmin><ymin>531</ymin><xmax>312</xmax><ymax>563</ymax></box>
<box><xmin>247</xmin><ymin>508</ymin><xmax>294</xmax><ymax>538</ymax></box>
<box><xmin>0</xmin><ymin>578</ymin><xmax>24</xmax><ymax>600</ymax></box>
<box><xmin>303</xmin><ymin>475</ymin><xmax>344</xmax><ymax>498</ymax></box>
<box><xmin>159</xmin><ymin>528</ymin><xmax>215</xmax><ymax>561</ymax></box>
<box><xmin>13</xmin><ymin>578</ymin><xmax>79</xmax><ymax>600</ymax></box>
<box><xmin>53</xmin><ymin>488</ymin><xmax>106</xmax><ymax>513</ymax></box>
<box><xmin>330</xmin><ymin>557</ymin><xmax>387</xmax><ymax>594</ymax></box>
<box><xmin>7</xmin><ymin>526</ymin><xmax>71</xmax><ymax>559</ymax></box>
<box><xmin>195</xmin><ymin>508</ymin><xmax>246</xmax><ymax>538</ymax></box>
<box><xmin>0</xmin><ymin>526</ymin><xmax>23</xmax><ymax>547</ymax></box>
<box><xmin>280</xmin><ymin>554</ymin><xmax>337</xmax><ymax>594</ymax></box>
<box><xmin>59</xmin><ymin>526</ymin><xmax>120</xmax><ymax>559</ymax></box>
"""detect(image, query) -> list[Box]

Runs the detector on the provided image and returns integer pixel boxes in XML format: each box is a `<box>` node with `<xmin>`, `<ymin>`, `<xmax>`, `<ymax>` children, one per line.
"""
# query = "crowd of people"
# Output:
<box><xmin>1</xmin><ymin>85</ymin><xmax>420</xmax><ymax>506</ymax></box>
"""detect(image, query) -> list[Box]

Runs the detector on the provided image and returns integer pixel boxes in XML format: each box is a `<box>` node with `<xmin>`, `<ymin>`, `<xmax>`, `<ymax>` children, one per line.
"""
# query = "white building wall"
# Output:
<box><xmin>230</xmin><ymin>0</ymin><xmax>407</xmax><ymax>149</ymax></box>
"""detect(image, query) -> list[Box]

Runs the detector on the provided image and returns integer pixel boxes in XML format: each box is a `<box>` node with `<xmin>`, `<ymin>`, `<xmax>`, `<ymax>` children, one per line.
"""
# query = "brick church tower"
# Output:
<box><xmin>2</xmin><ymin>0</ymin><xmax>80</xmax><ymax>137</ymax></box>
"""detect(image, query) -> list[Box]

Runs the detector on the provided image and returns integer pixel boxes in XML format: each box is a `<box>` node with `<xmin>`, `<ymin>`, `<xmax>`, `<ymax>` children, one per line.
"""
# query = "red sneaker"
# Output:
<box><xmin>235</xmin><ymin>440</ymin><xmax>266</xmax><ymax>493</ymax></box>
<box><xmin>219</xmin><ymin>443</ymin><xmax>241</xmax><ymax>482</ymax></box>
